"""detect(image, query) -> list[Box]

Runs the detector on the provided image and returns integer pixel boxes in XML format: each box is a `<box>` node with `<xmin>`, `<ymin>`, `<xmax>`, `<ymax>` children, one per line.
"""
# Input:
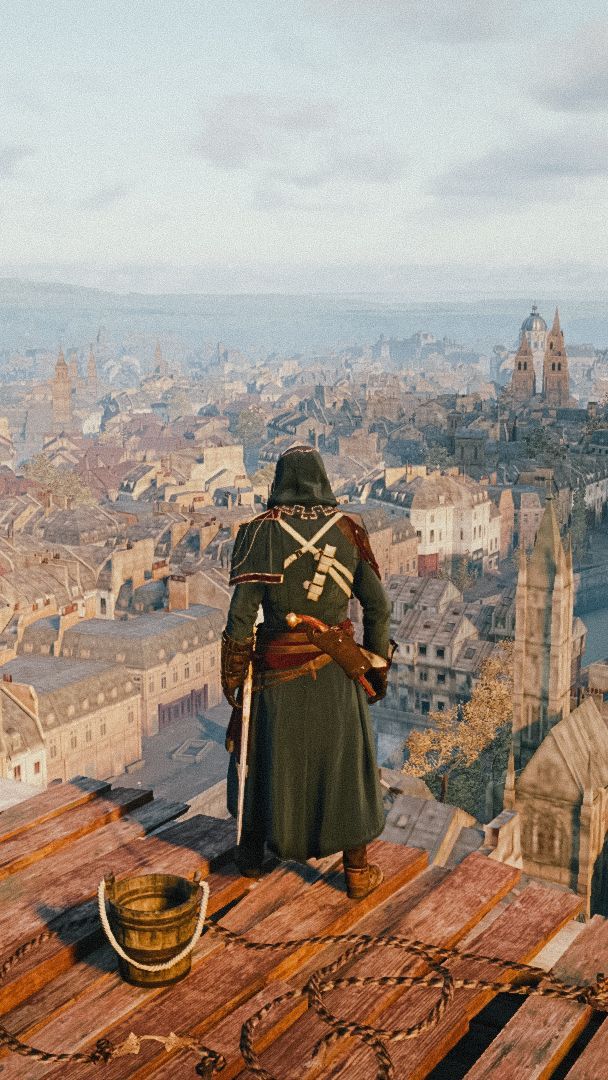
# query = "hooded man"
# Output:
<box><xmin>221</xmin><ymin>445</ymin><xmax>392</xmax><ymax>899</ymax></box>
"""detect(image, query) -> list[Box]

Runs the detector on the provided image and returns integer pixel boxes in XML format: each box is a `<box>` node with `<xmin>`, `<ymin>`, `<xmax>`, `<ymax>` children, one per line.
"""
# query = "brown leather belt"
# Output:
<box><xmin>254</xmin><ymin>627</ymin><xmax>332</xmax><ymax>688</ymax></box>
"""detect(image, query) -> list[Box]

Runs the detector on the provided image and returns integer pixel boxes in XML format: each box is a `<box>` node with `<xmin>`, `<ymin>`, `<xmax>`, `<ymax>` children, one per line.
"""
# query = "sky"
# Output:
<box><xmin>1</xmin><ymin>0</ymin><xmax>607</xmax><ymax>295</ymax></box>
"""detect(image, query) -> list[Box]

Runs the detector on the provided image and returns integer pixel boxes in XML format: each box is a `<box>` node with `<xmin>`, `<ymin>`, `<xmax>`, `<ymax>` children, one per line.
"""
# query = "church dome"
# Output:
<box><xmin>520</xmin><ymin>304</ymin><xmax>547</xmax><ymax>335</ymax></box>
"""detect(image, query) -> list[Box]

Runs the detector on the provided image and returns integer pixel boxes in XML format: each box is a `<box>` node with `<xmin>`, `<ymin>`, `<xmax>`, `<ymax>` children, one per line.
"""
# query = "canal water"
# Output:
<box><xmin>582</xmin><ymin>607</ymin><xmax>608</xmax><ymax>664</ymax></box>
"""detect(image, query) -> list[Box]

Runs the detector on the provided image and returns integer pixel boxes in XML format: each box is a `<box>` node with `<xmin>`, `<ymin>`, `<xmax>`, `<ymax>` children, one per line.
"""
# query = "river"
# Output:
<box><xmin>582</xmin><ymin>607</ymin><xmax>608</xmax><ymax>665</ymax></box>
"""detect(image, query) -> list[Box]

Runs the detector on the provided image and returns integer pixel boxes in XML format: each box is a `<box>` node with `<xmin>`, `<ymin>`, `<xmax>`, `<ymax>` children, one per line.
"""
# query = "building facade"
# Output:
<box><xmin>60</xmin><ymin>605</ymin><xmax>223</xmax><ymax>736</ymax></box>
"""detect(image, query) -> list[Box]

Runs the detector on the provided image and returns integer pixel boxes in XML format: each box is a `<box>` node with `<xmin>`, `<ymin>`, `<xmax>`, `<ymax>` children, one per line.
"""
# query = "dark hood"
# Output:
<box><xmin>267</xmin><ymin>446</ymin><xmax>337</xmax><ymax>509</ymax></box>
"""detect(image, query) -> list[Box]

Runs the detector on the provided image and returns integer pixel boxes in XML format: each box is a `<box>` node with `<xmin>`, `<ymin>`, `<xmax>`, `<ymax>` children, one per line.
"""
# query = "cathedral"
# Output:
<box><xmin>506</xmin><ymin>495</ymin><xmax>608</xmax><ymax>918</ymax></box>
<box><xmin>509</xmin><ymin>304</ymin><xmax>572</xmax><ymax>408</ymax></box>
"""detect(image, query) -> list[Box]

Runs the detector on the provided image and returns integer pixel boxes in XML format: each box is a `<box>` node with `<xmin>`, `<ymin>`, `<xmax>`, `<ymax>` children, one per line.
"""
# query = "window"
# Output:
<box><xmin>50</xmin><ymin>743</ymin><xmax>57</xmax><ymax>759</ymax></box>
<box><xmin>85</xmin><ymin>726</ymin><xmax>92</xmax><ymax>744</ymax></box>
<box><xmin>128</xmin><ymin>708</ymin><xmax>134</xmax><ymax>724</ymax></box>
<box><xmin>436</xmin><ymin>701</ymin><xmax>446</xmax><ymax>711</ymax></box>
<box><xmin>149</xmin><ymin>677</ymin><xmax>154</xmax><ymax>693</ymax></box>
<box><xmin>209</xmin><ymin>654</ymin><xmax>216</xmax><ymax>668</ymax></box>
<box><xmin>418</xmin><ymin>644</ymin><xmax>427</xmax><ymax>656</ymax></box>
<box><xmin>184</xmin><ymin>665</ymin><xmax>190</xmax><ymax>680</ymax></box>
<box><xmin>100</xmin><ymin>721</ymin><xmax>107</xmax><ymax>737</ymax></box>
<box><xmin>70</xmin><ymin>733</ymin><xmax>77</xmax><ymax>750</ymax></box>
<box><xmin>161</xmin><ymin>675</ymin><xmax>167</xmax><ymax>690</ymax></box>
<box><xmin>172</xmin><ymin>668</ymin><xmax>178</xmax><ymax>684</ymax></box>
<box><xmin>437</xmin><ymin>672</ymin><xmax>446</xmax><ymax>684</ymax></box>
<box><xmin>416</xmin><ymin>530</ymin><xmax>422</xmax><ymax>540</ymax></box>
<box><xmin>34</xmin><ymin>760</ymin><xmax>41</xmax><ymax>775</ymax></box>
<box><xmin>419</xmin><ymin>671</ymin><xmax>428</xmax><ymax>682</ymax></box>
<box><xmin>436</xmin><ymin>647</ymin><xmax>445</xmax><ymax>659</ymax></box>
<box><xmin>100</xmin><ymin>598</ymin><xmax>107</xmax><ymax>615</ymax></box>
<box><xmin>430</xmin><ymin>529</ymin><xmax>435</xmax><ymax>542</ymax></box>
<box><xmin>13</xmin><ymin>764</ymin><xmax>21</xmax><ymax>781</ymax></box>
<box><xmin>195</xmin><ymin>660</ymin><xmax>201</xmax><ymax>674</ymax></box>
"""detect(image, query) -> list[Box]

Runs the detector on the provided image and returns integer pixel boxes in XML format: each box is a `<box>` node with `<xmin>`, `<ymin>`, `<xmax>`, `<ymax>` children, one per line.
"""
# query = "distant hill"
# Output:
<box><xmin>1</xmin><ymin>278</ymin><xmax>608</xmax><ymax>356</ymax></box>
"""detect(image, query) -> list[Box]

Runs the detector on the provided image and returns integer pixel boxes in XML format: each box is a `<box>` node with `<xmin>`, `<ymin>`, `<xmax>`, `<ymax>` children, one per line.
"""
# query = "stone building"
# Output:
<box><xmin>506</xmin><ymin>496</ymin><xmax>608</xmax><ymax>917</ymax></box>
<box><xmin>0</xmin><ymin>656</ymin><xmax>142</xmax><ymax>784</ymax></box>
<box><xmin>520</xmin><ymin>303</ymin><xmax>548</xmax><ymax>355</ymax></box>
<box><xmin>542</xmin><ymin>309</ymin><xmax>571</xmax><ymax>407</ymax></box>
<box><xmin>60</xmin><ymin>604</ymin><xmax>223</xmax><ymax>736</ymax></box>
<box><xmin>511</xmin><ymin>494</ymin><xmax>577</xmax><ymax>770</ymax></box>
<box><xmin>510</xmin><ymin>333</ymin><xmax>536</xmax><ymax>405</ymax></box>
<box><xmin>372</xmin><ymin>473</ymin><xmax>501</xmax><ymax>577</ymax></box>
<box><xmin>51</xmin><ymin>348</ymin><xmax>72</xmax><ymax>431</ymax></box>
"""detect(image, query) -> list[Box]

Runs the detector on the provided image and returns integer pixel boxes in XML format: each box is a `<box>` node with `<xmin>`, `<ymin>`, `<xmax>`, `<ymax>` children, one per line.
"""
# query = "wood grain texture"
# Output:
<box><xmin>0</xmin><ymin>815</ymin><xmax>238</xmax><ymax>1015</ymax></box>
<box><xmin>317</xmin><ymin>883</ymin><xmax>583</xmax><ymax>1080</ymax></box>
<box><xmin>0</xmin><ymin>802</ymin><xmax>195</xmax><ymax>956</ymax></box>
<box><xmin>0</xmin><ymin>865</ymin><xmax>251</xmax><ymax>1080</ymax></box>
<box><xmin>244</xmin><ymin>852</ymin><xmax>521</xmax><ymax>1080</ymax></box>
<box><xmin>32</xmin><ymin>844</ymin><xmax>425</xmax><ymax>1080</ymax></box>
<box><xmin>0</xmin><ymin>778</ymin><xmax>110</xmax><ymax>845</ymax></box>
<box><xmin>0</xmin><ymin>787</ymin><xmax>154</xmax><ymax>881</ymax></box>
<box><xmin>461</xmin><ymin>915</ymin><xmax>608</xmax><ymax>1079</ymax></box>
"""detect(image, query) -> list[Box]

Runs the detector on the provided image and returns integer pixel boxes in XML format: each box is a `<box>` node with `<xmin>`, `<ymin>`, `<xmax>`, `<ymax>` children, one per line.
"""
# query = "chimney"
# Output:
<box><xmin>168</xmin><ymin>574</ymin><xmax>189</xmax><ymax>612</ymax></box>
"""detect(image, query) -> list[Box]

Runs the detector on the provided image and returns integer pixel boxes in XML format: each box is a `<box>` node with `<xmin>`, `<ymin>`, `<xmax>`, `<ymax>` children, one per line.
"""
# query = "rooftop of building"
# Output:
<box><xmin>0</xmin><ymin>655</ymin><xmax>123</xmax><ymax>693</ymax></box>
<box><xmin>0</xmin><ymin>776</ymin><xmax>603</xmax><ymax>1079</ymax></box>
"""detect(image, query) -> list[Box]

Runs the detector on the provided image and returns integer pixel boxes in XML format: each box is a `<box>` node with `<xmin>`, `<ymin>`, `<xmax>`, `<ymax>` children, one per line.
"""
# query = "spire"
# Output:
<box><xmin>551</xmin><ymin>307</ymin><xmax>561</xmax><ymax>336</ymax></box>
<box><xmin>528</xmin><ymin>488</ymin><xmax>565</xmax><ymax>584</ymax></box>
<box><xmin>55</xmin><ymin>347</ymin><xmax>68</xmax><ymax>375</ymax></box>
<box><xmin>516</xmin><ymin>333</ymin><xmax>533</xmax><ymax>361</ymax></box>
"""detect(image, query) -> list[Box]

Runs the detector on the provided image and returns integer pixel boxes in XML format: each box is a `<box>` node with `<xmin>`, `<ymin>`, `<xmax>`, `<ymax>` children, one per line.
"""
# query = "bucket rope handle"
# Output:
<box><xmin>97</xmin><ymin>878</ymin><xmax>210</xmax><ymax>973</ymax></box>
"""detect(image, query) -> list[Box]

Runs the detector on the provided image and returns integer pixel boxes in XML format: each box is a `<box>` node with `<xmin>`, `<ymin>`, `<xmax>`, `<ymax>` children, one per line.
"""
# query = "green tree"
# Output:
<box><xmin>438</xmin><ymin>554</ymin><xmax>476</xmax><ymax>592</ymax></box>
<box><xmin>232</xmin><ymin>409</ymin><xmax>267</xmax><ymax>448</ymax></box>
<box><xmin>424</xmin><ymin>444</ymin><xmax>452</xmax><ymax>470</ymax></box>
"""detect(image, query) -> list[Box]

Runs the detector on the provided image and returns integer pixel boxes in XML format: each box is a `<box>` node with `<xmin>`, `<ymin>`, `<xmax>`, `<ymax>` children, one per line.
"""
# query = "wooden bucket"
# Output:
<box><xmin>101</xmin><ymin>871</ymin><xmax>207</xmax><ymax>988</ymax></box>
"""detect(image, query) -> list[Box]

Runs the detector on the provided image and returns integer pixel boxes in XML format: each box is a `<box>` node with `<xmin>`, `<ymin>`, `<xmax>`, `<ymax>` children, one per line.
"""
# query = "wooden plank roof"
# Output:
<box><xmin>0</xmin><ymin>778</ymin><xmax>607</xmax><ymax>1079</ymax></box>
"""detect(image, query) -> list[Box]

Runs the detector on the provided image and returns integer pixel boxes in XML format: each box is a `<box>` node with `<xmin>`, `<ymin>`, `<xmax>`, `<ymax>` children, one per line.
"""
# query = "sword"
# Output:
<box><xmin>236</xmin><ymin>656</ymin><xmax>254</xmax><ymax>846</ymax></box>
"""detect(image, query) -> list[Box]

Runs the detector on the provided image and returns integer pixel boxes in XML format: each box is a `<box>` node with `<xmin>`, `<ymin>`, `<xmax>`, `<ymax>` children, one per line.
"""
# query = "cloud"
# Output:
<box><xmin>434</xmin><ymin>127</ymin><xmax>608</xmax><ymax>211</ymax></box>
<box><xmin>79</xmin><ymin>184</ymin><xmax>129</xmax><ymax>211</ymax></box>
<box><xmin>196</xmin><ymin>93</ymin><xmax>404</xmax><ymax>197</ymax></box>
<box><xmin>534</xmin><ymin>21</ymin><xmax>608</xmax><ymax>112</ymax></box>
<box><xmin>0</xmin><ymin>145</ymin><xmax>34</xmax><ymax>178</ymax></box>
<box><xmin>304</xmin><ymin>0</ymin><xmax>525</xmax><ymax>42</ymax></box>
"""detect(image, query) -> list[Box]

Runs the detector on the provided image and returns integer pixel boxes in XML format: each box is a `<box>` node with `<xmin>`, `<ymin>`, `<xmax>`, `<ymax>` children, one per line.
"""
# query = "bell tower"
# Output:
<box><xmin>542</xmin><ymin>309</ymin><xmax>570</xmax><ymax>406</ymax></box>
<box><xmin>511</xmin><ymin>332</ymin><xmax>536</xmax><ymax>404</ymax></box>
<box><xmin>512</xmin><ymin>492</ymin><xmax>573</xmax><ymax>770</ymax></box>
<box><xmin>52</xmin><ymin>347</ymin><xmax>72</xmax><ymax>430</ymax></box>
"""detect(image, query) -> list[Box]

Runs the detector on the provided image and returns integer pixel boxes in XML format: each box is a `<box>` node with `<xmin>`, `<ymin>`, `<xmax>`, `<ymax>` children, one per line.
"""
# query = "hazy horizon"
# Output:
<box><xmin>2</xmin><ymin>1</ymin><xmax>607</xmax><ymax>294</ymax></box>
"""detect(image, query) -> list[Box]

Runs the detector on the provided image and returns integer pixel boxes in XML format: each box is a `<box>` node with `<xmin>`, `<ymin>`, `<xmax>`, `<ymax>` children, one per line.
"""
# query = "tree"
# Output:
<box><xmin>232</xmin><ymin>409</ymin><xmax>267</xmax><ymax>448</ymax></box>
<box><xmin>424</xmin><ymin>444</ymin><xmax>452</xmax><ymax>470</ymax></box>
<box><xmin>438</xmin><ymin>554</ymin><xmax>476</xmax><ymax>593</ymax></box>
<box><xmin>24</xmin><ymin>455</ymin><xmax>93</xmax><ymax>505</ymax></box>
<box><xmin>523</xmin><ymin>427</ymin><xmax>560</xmax><ymax>459</ymax></box>
<box><xmin>403</xmin><ymin>642</ymin><xmax>514</xmax><ymax>811</ymax></box>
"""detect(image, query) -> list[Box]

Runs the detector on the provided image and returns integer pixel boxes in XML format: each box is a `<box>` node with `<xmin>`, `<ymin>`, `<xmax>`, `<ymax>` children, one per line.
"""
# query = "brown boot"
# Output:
<box><xmin>343</xmin><ymin>845</ymin><xmax>384</xmax><ymax>900</ymax></box>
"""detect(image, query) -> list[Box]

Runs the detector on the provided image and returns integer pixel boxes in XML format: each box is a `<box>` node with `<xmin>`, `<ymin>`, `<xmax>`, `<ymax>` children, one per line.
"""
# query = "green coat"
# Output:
<box><xmin>225</xmin><ymin>507</ymin><xmax>390</xmax><ymax>862</ymax></box>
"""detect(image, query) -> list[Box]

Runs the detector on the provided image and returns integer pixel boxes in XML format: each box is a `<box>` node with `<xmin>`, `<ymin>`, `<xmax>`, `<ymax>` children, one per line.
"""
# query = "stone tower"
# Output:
<box><xmin>52</xmin><ymin>348</ymin><xmax>72</xmax><ymax>431</ymax></box>
<box><xmin>510</xmin><ymin>332</ymin><xmax>536</xmax><ymax>404</ymax></box>
<box><xmin>154</xmin><ymin>341</ymin><xmax>168</xmax><ymax>377</ymax></box>
<box><xmin>542</xmin><ymin>308</ymin><xmax>570</xmax><ymax>406</ymax></box>
<box><xmin>87</xmin><ymin>344</ymin><xmax>98</xmax><ymax>400</ymax></box>
<box><xmin>512</xmin><ymin>492</ymin><xmax>573</xmax><ymax>770</ymax></box>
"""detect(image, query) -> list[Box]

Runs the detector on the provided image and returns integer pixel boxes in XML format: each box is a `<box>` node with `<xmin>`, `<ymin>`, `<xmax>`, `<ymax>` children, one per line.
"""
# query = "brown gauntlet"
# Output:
<box><xmin>221</xmin><ymin>631</ymin><xmax>254</xmax><ymax>709</ymax></box>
